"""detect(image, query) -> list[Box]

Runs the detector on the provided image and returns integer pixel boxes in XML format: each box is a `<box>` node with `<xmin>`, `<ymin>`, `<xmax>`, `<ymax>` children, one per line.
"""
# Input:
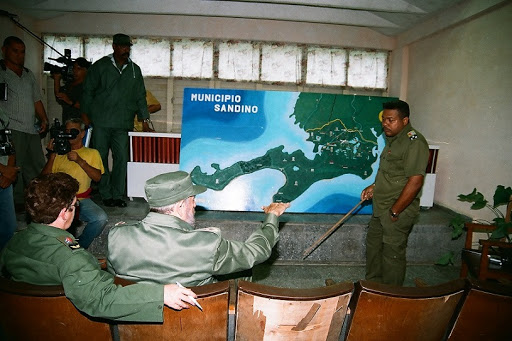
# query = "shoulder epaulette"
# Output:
<box><xmin>407</xmin><ymin>130</ymin><xmax>418</xmax><ymax>140</ymax></box>
<box><xmin>56</xmin><ymin>235</ymin><xmax>81</xmax><ymax>250</ymax></box>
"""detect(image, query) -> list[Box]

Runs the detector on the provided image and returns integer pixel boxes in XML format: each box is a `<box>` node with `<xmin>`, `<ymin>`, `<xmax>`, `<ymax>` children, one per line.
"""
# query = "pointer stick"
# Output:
<box><xmin>302</xmin><ymin>199</ymin><xmax>365</xmax><ymax>260</ymax></box>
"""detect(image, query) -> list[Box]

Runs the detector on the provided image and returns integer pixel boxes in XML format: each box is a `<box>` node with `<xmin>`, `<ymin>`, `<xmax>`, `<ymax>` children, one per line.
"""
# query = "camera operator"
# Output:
<box><xmin>41</xmin><ymin>118</ymin><xmax>107</xmax><ymax>249</ymax></box>
<box><xmin>52</xmin><ymin>57</ymin><xmax>91</xmax><ymax>123</ymax></box>
<box><xmin>0</xmin><ymin>36</ymin><xmax>49</xmax><ymax>211</ymax></box>
<box><xmin>0</xmin><ymin>107</ymin><xmax>19</xmax><ymax>250</ymax></box>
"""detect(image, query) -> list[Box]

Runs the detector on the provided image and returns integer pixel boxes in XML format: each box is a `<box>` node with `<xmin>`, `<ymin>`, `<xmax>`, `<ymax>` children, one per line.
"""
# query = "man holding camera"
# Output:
<box><xmin>0</xmin><ymin>107</ymin><xmax>18</xmax><ymax>250</ymax></box>
<box><xmin>41</xmin><ymin>118</ymin><xmax>107</xmax><ymax>249</ymax></box>
<box><xmin>52</xmin><ymin>57</ymin><xmax>91</xmax><ymax>123</ymax></box>
<box><xmin>81</xmin><ymin>33</ymin><xmax>152</xmax><ymax>208</ymax></box>
<box><xmin>0</xmin><ymin>36</ymin><xmax>49</xmax><ymax>210</ymax></box>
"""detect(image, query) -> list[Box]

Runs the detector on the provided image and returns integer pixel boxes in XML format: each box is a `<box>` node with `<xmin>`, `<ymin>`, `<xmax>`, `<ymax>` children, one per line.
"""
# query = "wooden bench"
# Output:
<box><xmin>345</xmin><ymin>279</ymin><xmax>466</xmax><ymax>341</ymax></box>
<box><xmin>114</xmin><ymin>278</ymin><xmax>231</xmax><ymax>341</ymax></box>
<box><xmin>447</xmin><ymin>278</ymin><xmax>512</xmax><ymax>340</ymax></box>
<box><xmin>0</xmin><ymin>276</ymin><xmax>113</xmax><ymax>341</ymax></box>
<box><xmin>235</xmin><ymin>279</ymin><xmax>353</xmax><ymax>340</ymax></box>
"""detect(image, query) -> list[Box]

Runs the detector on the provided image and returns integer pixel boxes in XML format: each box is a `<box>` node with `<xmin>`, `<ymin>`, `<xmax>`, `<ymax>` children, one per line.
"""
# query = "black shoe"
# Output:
<box><xmin>113</xmin><ymin>199</ymin><xmax>127</xmax><ymax>207</ymax></box>
<box><xmin>103</xmin><ymin>199</ymin><xmax>115</xmax><ymax>207</ymax></box>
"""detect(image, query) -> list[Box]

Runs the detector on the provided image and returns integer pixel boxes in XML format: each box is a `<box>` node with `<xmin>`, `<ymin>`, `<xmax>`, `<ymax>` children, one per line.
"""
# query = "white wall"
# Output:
<box><xmin>403</xmin><ymin>3</ymin><xmax>512</xmax><ymax>221</ymax></box>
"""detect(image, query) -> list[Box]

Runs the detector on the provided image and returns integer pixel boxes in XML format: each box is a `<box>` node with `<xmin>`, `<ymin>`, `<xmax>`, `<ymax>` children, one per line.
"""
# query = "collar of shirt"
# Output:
<box><xmin>385</xmin><ymin>122</ymin><xmax>412</xmax><ymax>145</ymax></box>
<box><xmin>109</xmin><ymin>53</ymin><xmax>131</xmax><ymax>73</ymax></box>
<box><xmin>143</xmin><ymin>212</ymin><xmax>194</xmax><ymax>232</ymax></box>
<box><xmin>30</xmin><ymin>222</ymin><xmax>76</xmax><ymax>240</ymax></box>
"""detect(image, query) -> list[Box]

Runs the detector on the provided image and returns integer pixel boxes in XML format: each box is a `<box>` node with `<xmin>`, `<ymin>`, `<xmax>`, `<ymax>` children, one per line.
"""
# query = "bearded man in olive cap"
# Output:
<box><xmin>107</xmin><ymin>171</ymin><xmax>290</xmax><ymax>287</ymax></box>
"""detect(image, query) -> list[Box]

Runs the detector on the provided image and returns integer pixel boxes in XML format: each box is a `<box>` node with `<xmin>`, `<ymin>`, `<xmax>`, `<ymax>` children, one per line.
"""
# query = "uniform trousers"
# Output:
<box><xmin>92</xmin><ymin>127</ymin><xmax>129</xmax><ymax>201</ymax></box>
<box><xmin>11</xmin><ymin>130</ymin><xmax>45</xmax><ymax>204</ymax></box>
<box><xmin>365</xmin><ymin>213</ymin><xmax>415</xmax><ymax>286</ymax></box>
<box><xmin>0</xmin><ymin>185</ymin><xmax>16</xmax><ymax>250</ymax></box>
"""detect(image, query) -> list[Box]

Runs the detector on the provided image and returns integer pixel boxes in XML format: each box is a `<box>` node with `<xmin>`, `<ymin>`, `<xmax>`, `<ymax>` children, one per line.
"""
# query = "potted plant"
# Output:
<box><xmin>437</xmin><ymin>185</ymin><xmax>512</xmax><ymax>266</ymax></box>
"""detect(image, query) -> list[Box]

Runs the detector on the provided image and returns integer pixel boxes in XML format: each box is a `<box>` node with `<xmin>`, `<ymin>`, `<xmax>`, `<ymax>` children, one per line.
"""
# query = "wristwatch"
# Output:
<box><xmin>389</xmin><ymin>209</ymin><xmax>399</xmax><ymax>219</ymax></box>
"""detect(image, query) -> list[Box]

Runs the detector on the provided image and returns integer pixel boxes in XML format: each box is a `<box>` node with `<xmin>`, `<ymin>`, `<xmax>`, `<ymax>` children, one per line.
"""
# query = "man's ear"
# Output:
<box><xmin>403</xmin><ymin>116</ymin><xmax>409</xmax><ymax>125</ymax></box>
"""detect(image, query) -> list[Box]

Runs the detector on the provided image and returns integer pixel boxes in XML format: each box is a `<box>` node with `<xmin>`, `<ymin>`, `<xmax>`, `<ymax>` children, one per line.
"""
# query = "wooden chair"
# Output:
<box><xmin>115</xmin><ymin>279</ymin><xmax>231</xmax><ymax>341</ymax></box>
<box><xmin>447</xmin><ymin>279</ymin><xmax>512</xmax><ymax>340</ymax></box>
<box><xmin>235</xmin><ymin>280</ymin><xmax>353</xmax><ymax>341</ymax></box>
<box><xmin>460</xmin><ymin>197</ymin><xmax>512</xmax><ymax>282</ymax></box>
<box><xmin>0</xmin><ymin>276</ymin><xmax>113</xmax><ymax>341</ymax></box>
<box><xmin>344</xmin><ymin>279</ymin><xmax>466</xmax><ymax>341</ymax></box>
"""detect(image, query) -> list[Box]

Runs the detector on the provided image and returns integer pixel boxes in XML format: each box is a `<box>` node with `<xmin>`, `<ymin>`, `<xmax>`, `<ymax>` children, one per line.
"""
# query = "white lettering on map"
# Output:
<box><xmin>190</xmin><ymin>92</ymin><xmax>259</xmax><ymax>114</ymax></box>
<box><xmin>191</xmin><ymin>93</ymin><xmax>242</xmax><ymax>103</ymax></box>
<box><xmin>214</xmin><ymin>104</ymin><xmax>259</xmax><ymax>113</ymax></box>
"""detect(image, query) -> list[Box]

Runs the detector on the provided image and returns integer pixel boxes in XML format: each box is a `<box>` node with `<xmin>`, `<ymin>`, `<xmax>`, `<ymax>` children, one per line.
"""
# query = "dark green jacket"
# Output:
<box><xmin>81</xmin><ymin>55</ymin><xmax>149</xmax><ymax>130</ymax></box>
<box><xmin>0</xmin><ymin>223</ymin><xmax>164</xmax><ymax>322</ymax></box>
<box><xmin>373</xmin><ymin>122</ymin><xmax>429</xmax><ymax>218</ymax></box>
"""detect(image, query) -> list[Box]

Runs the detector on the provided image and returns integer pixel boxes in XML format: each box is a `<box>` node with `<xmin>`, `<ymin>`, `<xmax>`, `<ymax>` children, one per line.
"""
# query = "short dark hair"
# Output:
<box><xmin>25</xmin><ymin>173</ymin><xmax>79</xmax><ymax>224</ymax></box>
<box><xmin>383</xmin><ymin>100</ymin><xmax>410</xmax><ymax>119</ymax></box>
<box><xmin>74</xmin><ymin>57</ymin><xmax>91</xmax><ymax>69</ymax></box>
<box><xmin>65</xmin><ymin>118</ymin><xmax>85</xmax><ymax>131</ymax></box>
<box><xmin>2</xmin><ymin>36</ymin><xmax>24</xmax><ymax>48</ymax></box>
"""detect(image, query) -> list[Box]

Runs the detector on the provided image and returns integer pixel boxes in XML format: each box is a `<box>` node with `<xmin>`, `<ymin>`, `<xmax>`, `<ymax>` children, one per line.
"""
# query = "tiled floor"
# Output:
<box><xmin>252</xmin><ymin>262</ymin><xmax>461</xmax><ymax>288</ymax></box>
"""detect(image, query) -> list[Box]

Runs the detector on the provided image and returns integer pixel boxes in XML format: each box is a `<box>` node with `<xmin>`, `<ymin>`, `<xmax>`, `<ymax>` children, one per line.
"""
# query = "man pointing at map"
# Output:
<box><xmin>107</xmin><ymin>171</ymin><xmax>290</xmax><ymax>286</ymax></box>
<box><xmin>360</xmin><ymin>100</ymin><xmax>429</xmax><ymax>286</ymax></box>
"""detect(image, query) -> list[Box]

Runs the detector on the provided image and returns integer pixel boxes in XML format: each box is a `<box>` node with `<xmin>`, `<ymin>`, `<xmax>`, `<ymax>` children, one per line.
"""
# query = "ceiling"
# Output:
<box><xmin>2</xmin><ymin>0</ymin><xmax>466</xmax><ymax>37</ymax></box>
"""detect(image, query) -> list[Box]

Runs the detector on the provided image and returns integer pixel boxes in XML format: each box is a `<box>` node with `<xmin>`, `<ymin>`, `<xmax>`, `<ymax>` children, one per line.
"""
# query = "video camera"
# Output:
<box><xmin>43</xmin><ymin>48</ymin><xmax>74</xmax><ymax>86</ymax></box>
<box><xmin>49</xmin><ymin>118</ymin><xmax>79</xmax><ymax>155</ymax></box>
<box><xmin>0</xmin><ymin>128</ymin><xmax>15</xmax><ymax>156</ymax></box>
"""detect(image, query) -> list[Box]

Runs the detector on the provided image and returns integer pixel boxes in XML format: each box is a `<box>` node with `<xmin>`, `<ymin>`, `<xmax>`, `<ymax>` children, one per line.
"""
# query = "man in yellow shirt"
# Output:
<box><xmin>41</xmin><ymin>118</ymin><xmax>107</xmax><ymax>248</ymax></box>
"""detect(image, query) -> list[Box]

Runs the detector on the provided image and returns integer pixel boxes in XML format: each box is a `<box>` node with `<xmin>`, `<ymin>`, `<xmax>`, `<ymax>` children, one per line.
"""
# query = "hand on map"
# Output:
<box><xmin>262</xmin><ymin>202</ymin><xmax>291</xmax><ymax>216</ymax></box>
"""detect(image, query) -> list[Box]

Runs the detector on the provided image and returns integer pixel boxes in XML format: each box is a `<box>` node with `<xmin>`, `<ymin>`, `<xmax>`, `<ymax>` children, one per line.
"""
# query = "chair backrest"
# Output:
<box><xmin>345</xmin><ymin>279</ymin><xmax>466</xmax><ymax>341</ymax></box>
<box><xmin>235</xmin><ymin>280</ymin><xmax>353</xmax><ymax>341</ymax></box>
<box><xmin>0</xmin><ymin>276</ymin><xmax>113</xmax><ymax>341</ymax></box>
<box><xmin>116</xmin><ymin>279</ymin><xmax>231</xmax><ymax>341</ymax></box>
<box><xmin>447</xmin><ymin>279</ymin><xmax>512</xmax><ymax>340</ymax></box>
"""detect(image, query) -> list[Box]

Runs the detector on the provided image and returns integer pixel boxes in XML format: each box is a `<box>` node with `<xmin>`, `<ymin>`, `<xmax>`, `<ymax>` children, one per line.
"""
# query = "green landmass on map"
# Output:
<box><xmin>191</xmin><ymin>93</ymin><xmax>392</xmax><ymax>203</ymax></box>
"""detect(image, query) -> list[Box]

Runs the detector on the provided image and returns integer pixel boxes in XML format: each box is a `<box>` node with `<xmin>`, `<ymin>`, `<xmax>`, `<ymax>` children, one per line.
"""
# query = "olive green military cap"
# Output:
<box><xmin>113</xmin><ymin>33</ymin><xmax>133</xmax><ymax>46</ymax></box>
<box><xmin>145</xmin><ymin>171</ymin><xmax>207</xmax><ymax>207</ymax></box>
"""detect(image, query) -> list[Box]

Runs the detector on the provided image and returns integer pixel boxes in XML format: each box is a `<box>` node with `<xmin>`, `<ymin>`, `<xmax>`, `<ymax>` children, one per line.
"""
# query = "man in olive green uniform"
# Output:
<box><xmin>0</xmin><ymin>173</ymin><xmax>197</xmax><ymax>321</ymax></box>
<box><xmin>81</xmin><ymin>33</ymin><xmax>152</xmax><ymax>208</ymax></box>
<box><xmin>107</xmin><ymin>171</ymin><xmax>291</xmax><ymax>287</ymax></box>
<box><xmin>360</xmin><ymin>100</ymin><xmax>429</xmax><ymax>286</ymax></box>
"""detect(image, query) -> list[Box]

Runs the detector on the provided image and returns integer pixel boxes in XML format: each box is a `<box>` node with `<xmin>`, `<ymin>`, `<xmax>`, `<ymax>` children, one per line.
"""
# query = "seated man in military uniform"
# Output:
<box><xmin>107</xmin><ymin>171</ymin><xmax>290</xmax><ymax>287</ymax></box>
<box><xmin>0</xmin><ymin>172</ymin><xmax>197</xmax><ymax>321</ymax></box>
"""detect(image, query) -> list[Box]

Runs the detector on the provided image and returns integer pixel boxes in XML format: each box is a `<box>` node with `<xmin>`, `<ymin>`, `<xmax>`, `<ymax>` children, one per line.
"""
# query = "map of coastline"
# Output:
<box><xmin>181</xmin><ymin>88</ymin><xmax>396</xmax><ymax>213</ymax></box>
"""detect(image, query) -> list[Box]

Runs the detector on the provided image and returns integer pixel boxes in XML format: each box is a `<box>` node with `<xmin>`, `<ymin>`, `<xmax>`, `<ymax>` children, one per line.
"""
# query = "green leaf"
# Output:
<box><xmin>458</xmin><ymin>188</ymin><xmax>487</xmax><ymax>210</ymax></box>
<box><xmin>493</xmin><ymin>185</ymin><xmax>512</xmax><ymax>208</ymax></box>
<box><xmin>490</xmin><ymin>219</ymin><xmax>512</xmax><ymax>240</ymax></box>
<box><xmin>449</xmin><ymin>215</ymin><xmax>466</xmax><ymax>239</ymax></box>
<box><xmin>436</xmin><ymin>251</ymin><xmax>454</xmax><ymax>266</ymax></box>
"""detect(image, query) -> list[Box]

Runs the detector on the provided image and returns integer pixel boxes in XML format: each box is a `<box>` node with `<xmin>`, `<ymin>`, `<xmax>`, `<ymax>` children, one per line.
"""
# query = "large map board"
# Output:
<box><xmin>180</xmin><ymin>88</ymin><xmax>396</xmax><ymax>214</ymax></box>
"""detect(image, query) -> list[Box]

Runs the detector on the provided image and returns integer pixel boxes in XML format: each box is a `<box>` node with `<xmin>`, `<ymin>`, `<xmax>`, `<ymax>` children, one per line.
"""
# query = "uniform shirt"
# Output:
<box><xmin>0</xmin><ymin>223</ymin><xmax>165</xmax><ymax>322</ymax></box>
<box><xmin>0</xmin><ymin>64</ymin><xmax>42</xmax><ymax>134</ymax></box>
<box><xmin>107</xmin><ymin>212</ymin><xmax>280</xmax><ymax>287</ymax></box>
<box><xmin>373</xmin><ymin>122</ymin><xmax>429</xmax><ymax>217</ymax></box>
<box><xmin>81</xmin><ymin>55</ymin><xmax>149</xmax><ymax>130</ymax></box>
<box><xmin>51</xmin><ymin>146</ymin><xmax>105</xmax><ymax>195</ymax></box>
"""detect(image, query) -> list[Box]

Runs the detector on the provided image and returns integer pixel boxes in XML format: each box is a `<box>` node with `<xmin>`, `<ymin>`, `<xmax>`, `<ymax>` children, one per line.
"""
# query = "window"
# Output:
<box><xmin>43</xmin><ymin>35</ymin><xmax>388</xmax><ymax>89</ymax></box>
<box><xmin>218</xmin><ymin>41</ymin><xmax>259</xmax><ymax>81</ymax></box>
<box><xmin>306</xmin><ymin>47</ymin><xmax>347</xmax><ymax>86</ymax></box>
<box><xmin>172</xmin><ymin>39</ymin><xmax>213</xmax><ymax>78</ymax></box>
<box><xmin>261</xmin><ymin>44</ymin><xmax>302</xmax><ymax>83</ymax></box>
<box><xmin>347</xmin><ymin>51</ymin><xmax>388</xmax><ymax>89</ymax></box>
